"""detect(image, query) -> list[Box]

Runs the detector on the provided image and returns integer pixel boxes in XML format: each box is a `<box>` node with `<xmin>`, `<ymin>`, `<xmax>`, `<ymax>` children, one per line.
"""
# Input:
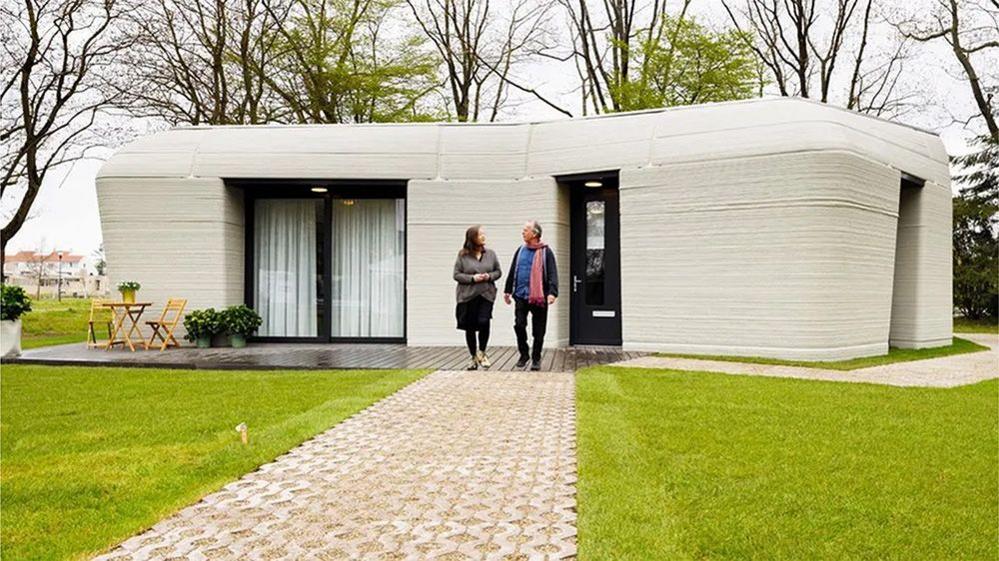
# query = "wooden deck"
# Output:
<box><xmin>7</xmin><ymin>342</ymin><xmax>645</xmax><ymax>372</ymax></box>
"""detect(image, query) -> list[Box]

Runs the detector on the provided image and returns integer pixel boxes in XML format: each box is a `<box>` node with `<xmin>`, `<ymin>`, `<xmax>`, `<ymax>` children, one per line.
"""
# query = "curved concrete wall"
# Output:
<box><xmin>96</xmin><ymin>97</ymin><xmax>952</xmax><ymax>358</ymax></box>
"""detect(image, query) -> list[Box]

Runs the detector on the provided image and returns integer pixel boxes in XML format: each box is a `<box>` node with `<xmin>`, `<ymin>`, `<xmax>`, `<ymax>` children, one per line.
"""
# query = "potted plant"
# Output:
<box><xmin>223</xmin><ymin>305</ymin><xmax>262</xmax><ymax>348</ymax></box>
<box><xmin>117</xmin><ymin>280</ymin><xmax>141</xmax><ymax>303</ymax></box>
<box><xmin>1</xmin><ymin>285</ymin><xmax>32</xmax><ymax>358</ymax></box>
<box><xmin>183</xmin><ymin>308</ymin><xmax>222</xmax><ymax>349</ymax></box>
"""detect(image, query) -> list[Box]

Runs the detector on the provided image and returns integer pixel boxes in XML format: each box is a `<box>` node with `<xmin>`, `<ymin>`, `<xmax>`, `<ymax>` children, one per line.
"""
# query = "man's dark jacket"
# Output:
<box><xmin>504</xmin><ymin>245</ymin><xmax>559</xmax><ymax>301</ymax></box>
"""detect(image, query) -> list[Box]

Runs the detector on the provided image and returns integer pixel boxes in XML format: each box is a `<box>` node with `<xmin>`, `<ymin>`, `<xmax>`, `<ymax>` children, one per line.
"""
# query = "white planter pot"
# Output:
<box><xmin>1</xmin><ymin>319</ymin><xmax>22</xmax><ymax>358</ymax></box>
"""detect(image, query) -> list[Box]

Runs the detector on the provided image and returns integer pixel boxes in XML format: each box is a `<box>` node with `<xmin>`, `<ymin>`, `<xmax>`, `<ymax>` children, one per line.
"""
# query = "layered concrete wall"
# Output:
<box><xmin>619</xmin><ymin>151</ymin><xmax>903</xmax><ymax>360</ymax></box>
<box><xmin>889</xmin><ymin>181</ymin><xmax>953</xmax><ymax>347</ymax></box>
<box><xmin>96</xmin><ymin>177</ymin><xmax>244</xmax><ymax>326</ymax></box>
<box><xmin>95</xmin><ymin>97</ymin><xmax>953</xmax><ymax>359</ymax></box>
<box><xmin>407</xmin><ymin>178</ymin><xmax>569</xmax><ymax>347</ymax></box>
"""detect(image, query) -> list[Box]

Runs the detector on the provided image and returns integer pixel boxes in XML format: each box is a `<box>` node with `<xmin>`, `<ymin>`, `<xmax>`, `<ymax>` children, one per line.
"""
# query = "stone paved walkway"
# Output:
<box><xmin>611</xmin><ymin>333</ymin><xmax>999</xmax><ymax>388</ymax></box>
<box><xmin>94</xmin><ymin>370</ymin><xmax>577</xmax><ymax>561</ymax></box>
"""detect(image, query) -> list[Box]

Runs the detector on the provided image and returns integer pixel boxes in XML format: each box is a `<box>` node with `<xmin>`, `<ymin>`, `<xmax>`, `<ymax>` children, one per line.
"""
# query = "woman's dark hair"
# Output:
<box><xmin>460</xmin><ymin>225</ymin><xmax>484</xmax><ymax>256</ymax></box>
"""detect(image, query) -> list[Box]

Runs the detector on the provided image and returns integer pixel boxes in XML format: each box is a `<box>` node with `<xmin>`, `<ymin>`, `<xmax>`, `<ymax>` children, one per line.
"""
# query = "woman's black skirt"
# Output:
<box><xmin>456</xmin><ymin>295</ymin><xmax>494</xmax><ymax>331</ymax></box>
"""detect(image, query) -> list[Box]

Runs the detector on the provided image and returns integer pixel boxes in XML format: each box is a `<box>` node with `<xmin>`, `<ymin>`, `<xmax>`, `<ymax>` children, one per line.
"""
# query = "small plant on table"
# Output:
<box><xmin>116</xmin><ymin>281</ymin><xmax>141</xmax><ymax>304</ymax></box>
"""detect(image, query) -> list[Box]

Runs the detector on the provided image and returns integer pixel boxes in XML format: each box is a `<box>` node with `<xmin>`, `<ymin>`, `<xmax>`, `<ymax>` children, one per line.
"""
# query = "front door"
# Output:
<box><xmin>569</xmin><ymin>175</ymin><xmax>622</xmax><ymax>345</ymax></box>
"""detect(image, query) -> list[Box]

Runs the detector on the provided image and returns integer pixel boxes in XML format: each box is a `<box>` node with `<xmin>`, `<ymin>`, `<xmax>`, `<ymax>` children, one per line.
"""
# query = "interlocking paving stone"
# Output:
<box><xmin>612</xmin><ymin>333</ymin><xmax>999</xmax><ymax>388</ymax></box>
<box><xmin>93</xmin><ymin>370</ymin><xmax>577</xmax><ymax>560</ymax></box>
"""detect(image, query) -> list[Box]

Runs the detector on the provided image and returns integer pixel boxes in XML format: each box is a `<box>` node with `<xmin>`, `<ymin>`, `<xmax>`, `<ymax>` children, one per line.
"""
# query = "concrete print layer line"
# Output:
<box><xmin>611</xmin><ymin>333</ymin><xmax>999</xmax><ymax>388</ymax></box>
<box><xmin>94</xmin><ymin>370</ymin><xmax>578</xmax><ymax>561</ymax></box>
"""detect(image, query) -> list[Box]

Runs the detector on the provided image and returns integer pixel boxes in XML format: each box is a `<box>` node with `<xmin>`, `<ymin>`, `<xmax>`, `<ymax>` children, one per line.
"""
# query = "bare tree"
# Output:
<box><xmin>722</xmin><ymin>0</ymin><xmax>914</xmax><ymax>115</ymax></box>
<box><xmin>894</xmin><ymin>0</ymin><xmax>998</xmax><ymax>141</ymax></box>
<box><xmin>405</xmin><ymin>0</ymin><xmax>554</xmax><ymax>121</ymax></box>
<box><xmin>558</xmin><ymin>0</ymin><xmax>693</xmax><ymax>114</ymax></box>
<box><xmin>119</xmin><ymin>0</ymin><xmax>287</xmax><ymax>125</ymax></box>
<box><xmin>254</xmin><ymin>0</ymin><xmax>441</xmax><ymax>123</ymax></box>
<box><xmin>1</xmin><ymin>0</ymin><xmax>134</xmax><ymax>279</ymax></box>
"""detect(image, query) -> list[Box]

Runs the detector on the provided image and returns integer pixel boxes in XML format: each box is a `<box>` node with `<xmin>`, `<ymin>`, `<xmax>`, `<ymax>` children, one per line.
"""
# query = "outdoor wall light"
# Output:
<box><xmin>584</xmin><ymin>180</ymin><xmax>603</xmax><ymax>188</ymax></box>
<box><xmin>310</xmin><ymin>186</ymin><xmax>328</xmax><ymax>193</ymax></box>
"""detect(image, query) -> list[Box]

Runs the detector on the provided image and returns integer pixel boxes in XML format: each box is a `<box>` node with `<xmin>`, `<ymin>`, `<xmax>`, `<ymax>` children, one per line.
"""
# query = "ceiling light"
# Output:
<box><xmin>310</xmin><ymin>186</ymin><xmax>328</xmax><ymax>193</ymax></box>
<box><xmin>584</xmin><ymin>180</ymin><xmax>602</xmax><ymax>188</ymax></box>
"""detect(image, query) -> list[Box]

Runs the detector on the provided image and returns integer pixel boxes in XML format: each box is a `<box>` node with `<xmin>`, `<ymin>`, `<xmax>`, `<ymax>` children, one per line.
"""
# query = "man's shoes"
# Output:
<box><xmin>467</xmin><ymin>357</ymin><xmax>479</xmax><ymax>370</ymax></box>
<box><xmin>530</xmin><ymin>360</ymin><xmax>541</xmax><ymax>371</ymax></box>
<box><xmin>515</xmin><ymin>355</ymin><xmax>529</xmax><ymax>368</ymax></box>
<box><xmin>477</xmin><ymin>351</ymin><xmax>491</xmax><ymax>369</ymax></box>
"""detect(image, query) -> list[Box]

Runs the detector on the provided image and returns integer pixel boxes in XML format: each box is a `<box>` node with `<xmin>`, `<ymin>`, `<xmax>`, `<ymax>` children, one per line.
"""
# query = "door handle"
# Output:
<box><xmin>573</xmin><ymin>275</ymin><xmax>582</xmax><ymax>293</ymax></box>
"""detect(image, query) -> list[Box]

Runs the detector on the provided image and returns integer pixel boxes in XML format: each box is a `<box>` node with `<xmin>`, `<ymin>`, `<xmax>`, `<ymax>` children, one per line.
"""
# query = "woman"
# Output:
<box><xmin>454</xmin><ymin>225</ymin><xmax>502</xmax><ymax>370</ymax></box>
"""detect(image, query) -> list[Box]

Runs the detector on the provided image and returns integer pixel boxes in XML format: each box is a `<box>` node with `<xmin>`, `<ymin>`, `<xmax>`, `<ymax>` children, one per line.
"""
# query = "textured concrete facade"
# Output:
<box><xmin>96</xmin><ymin>97</ymin><xmax>952</xmax><ymax>359</ymax></box>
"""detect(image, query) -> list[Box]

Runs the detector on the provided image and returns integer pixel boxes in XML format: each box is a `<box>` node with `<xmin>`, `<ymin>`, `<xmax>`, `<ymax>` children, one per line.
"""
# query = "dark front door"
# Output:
<box><xmin>569</xmin><ymin>176</ymin><xmax>622</xmax><ymax>345</ymax></box>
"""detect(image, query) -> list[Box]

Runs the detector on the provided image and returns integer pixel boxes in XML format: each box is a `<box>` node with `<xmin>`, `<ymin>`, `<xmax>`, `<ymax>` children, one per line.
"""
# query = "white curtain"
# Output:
<box><xmin>254</xmin><ymin>199</ymin><xmax>318</xmax><ymax>337</ymax></box>
<box><xmin>331</xmin><ymin>198</ymin><xmax>404</xmax><ymax>337</ymax></box>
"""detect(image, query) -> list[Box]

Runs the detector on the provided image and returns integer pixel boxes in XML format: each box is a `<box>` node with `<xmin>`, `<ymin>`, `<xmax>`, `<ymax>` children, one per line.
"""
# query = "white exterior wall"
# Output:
<box><xmin>407</xmin><ymin>178</ymin><xmax>569</xmax><ymax>347</ymax></box>
<box><xmin>619</xmin><ymin>151</ymin><xmax>903</xmax><ymax>360</ymax></box>
<box><xmin>95</xmin><ymin>97</ymin><xmax>953</xmax><ymax>359</ymax></box>
<box><xmin>889</xmin><ymin>181</ymin><xmax>953</xmax><ymax>348</ymax></box>
<box><xmin>97</xmin><ymin>177</ymin><xmax>244</xmax><ymax>332</ymax></box>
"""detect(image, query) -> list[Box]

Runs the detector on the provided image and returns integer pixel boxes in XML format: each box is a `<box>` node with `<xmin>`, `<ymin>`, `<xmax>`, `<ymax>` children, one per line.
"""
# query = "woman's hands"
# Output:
<box><xmin>473</xmin><ymin>273</ymin><xmax>490</xmax><ymax>282</ymax></box>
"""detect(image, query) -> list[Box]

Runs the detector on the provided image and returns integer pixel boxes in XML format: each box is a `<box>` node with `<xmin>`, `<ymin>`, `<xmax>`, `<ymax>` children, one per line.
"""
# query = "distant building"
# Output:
<box><xmin>4</xmin><ymin>250</ymin><xmax>108</xmax><ymax>298</ymax></box>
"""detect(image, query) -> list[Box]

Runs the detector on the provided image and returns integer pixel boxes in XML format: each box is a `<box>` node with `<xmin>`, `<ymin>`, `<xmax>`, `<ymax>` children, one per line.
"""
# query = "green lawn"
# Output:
<box><xmin>577</xmin><ymin>366</ymin><xmax>998</xmax><ymax>560</ymax></box>
<box><xmin>20</xmin><ymin>297</ymin><xmax>92</xmax><ymax>349</ymax></box>
<box><xmin>0</xmin><ymin>365</ymin><xmax>426</xmax><ymax>561</ymax></box>
<box><xmin>954</xmin><ymin>316</ymin><xmax>998</xmax><ymax>334</ymax></box>
<box><xmin>657</xmin><ymin>336</ymin><xmax>988</xmax><ymax>371</ymax></box>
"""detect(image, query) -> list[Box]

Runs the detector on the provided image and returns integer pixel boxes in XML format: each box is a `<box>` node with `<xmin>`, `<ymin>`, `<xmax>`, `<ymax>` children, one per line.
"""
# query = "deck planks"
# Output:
<box><xmin>10</xmin><ymin>343</ymin><xmax>644</xmax><ymax>372</ymax></box>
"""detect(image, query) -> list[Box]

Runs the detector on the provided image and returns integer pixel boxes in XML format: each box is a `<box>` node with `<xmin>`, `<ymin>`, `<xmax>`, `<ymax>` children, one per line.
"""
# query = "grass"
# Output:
<box><xmin>656</xmin><ymin>336</ymin><xmax>988</xmax><ymax>371</ymax></box>
<box><xmin>0</xmin><ymin>365</ymin><xmax>426</xmax><ymax>561</ymax></box>
<box><xmin>19</xmin><ymin>297</ymin><xmax>92</xmax><ymax>349</ymax></box>
<box><xmin>954</xmin><ymin>316</ymin><xmax>998</xmax><ymax>334</ymax></box>
<box><xmin>576</xmin><ymin>366</ymin><xmax>999</xmax><ymax>561</ymax></box>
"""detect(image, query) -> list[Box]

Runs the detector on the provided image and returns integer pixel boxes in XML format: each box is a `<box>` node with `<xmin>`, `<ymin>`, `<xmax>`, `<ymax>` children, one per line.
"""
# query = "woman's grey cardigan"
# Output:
<box><xmin>453</xmin><ymin>249</ymin><xmax>502</xmax><ymax>303</ymax></box>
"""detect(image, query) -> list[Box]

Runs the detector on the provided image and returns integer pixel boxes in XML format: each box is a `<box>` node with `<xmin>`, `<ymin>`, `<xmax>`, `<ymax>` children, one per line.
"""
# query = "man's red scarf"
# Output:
<box><xmin>524</xmin><ymin>240</ymin><xmax>548</xmax><ymax>306</ymax></box>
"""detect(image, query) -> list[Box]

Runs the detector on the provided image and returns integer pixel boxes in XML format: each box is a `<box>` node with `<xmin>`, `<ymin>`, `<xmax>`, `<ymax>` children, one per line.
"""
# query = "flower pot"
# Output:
<box><xmin>120</xmin><ymin>289</ymin><xmax>136</xmax><ymax>304</ymax></box>
<box><xmin>230</xmin><ymin>334</ymin><xmax>247</xmax><ymax>348</ymax></box>
<box><xmin>195</xmin><ymin>335</ymin><xmax>211</xmax><ymax>349</ymax></box>
<box><xmin>1</xmin><ymin>319</ymin><xmax>22</xmax><ymax>358</ymax></box>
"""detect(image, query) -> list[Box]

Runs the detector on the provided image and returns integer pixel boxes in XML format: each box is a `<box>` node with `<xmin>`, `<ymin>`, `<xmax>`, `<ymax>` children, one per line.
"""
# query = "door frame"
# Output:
<box><xmin>559</xmin><ymin>170</ymin><xmax>623</xmax><ymax>346</ymax></box>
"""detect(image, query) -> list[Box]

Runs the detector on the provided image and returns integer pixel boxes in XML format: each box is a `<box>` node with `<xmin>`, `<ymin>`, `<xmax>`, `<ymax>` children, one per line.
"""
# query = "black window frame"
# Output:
<box><xmin>230</xmin><ymin>178</ymin><xmax>408</xmax><ymax>344</ymax></box>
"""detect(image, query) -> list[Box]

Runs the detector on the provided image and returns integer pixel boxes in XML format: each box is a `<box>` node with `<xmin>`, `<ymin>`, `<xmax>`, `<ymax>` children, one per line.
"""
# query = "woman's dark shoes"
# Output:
<box><xmin>530</xmin><ymin>361</ymin><xmax>542</xmax><ymax>371</ymax></box>
<box><xmin>515</xmin><ymin>355</ymin><xmax>529</xmax><ymax>368</ymax></box>
<box><xmin>467</xmin><ymin>357</ymin><xmax>479</xmax><ymax>370</ymax></box>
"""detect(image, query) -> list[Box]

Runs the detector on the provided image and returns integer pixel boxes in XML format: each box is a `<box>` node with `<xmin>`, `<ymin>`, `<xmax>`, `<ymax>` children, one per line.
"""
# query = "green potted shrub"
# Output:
<box><xmin>1</xmin><ymin>285</ymin><xmax>32</xmax><ymax>358</ymax></box>
<box><xmin>223</xmin><ymin>305</ymin><xmax>262</xmax><ymax>348</ymax></box>
<box><xmin>117</xmin><ymin>280</ymin><xmax>141</xmax><ymax>303</ymax></box>
<box><xmin>183</xmin><ymin>308</ymin><xmax>222</xmax><ymax>349</ymax></box>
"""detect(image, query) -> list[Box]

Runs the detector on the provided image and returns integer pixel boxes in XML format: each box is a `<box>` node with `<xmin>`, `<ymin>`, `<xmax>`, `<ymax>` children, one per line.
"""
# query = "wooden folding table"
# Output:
<box><xmin>104</xmin><ymin>302</ymin><xmax>152</xmax><ymax>352</ymax></box>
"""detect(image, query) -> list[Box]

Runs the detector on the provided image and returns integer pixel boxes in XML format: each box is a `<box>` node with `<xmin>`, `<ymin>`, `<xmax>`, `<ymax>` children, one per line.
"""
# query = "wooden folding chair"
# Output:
<box><xmin>145</xmin><ymin>298</ymin><xmax>187</xmax><ymax>351</ymax></box>
<box><xmin>87</xmin><ymin>299</ymin><xmax>113</xmax><ymax>348</ymax></box>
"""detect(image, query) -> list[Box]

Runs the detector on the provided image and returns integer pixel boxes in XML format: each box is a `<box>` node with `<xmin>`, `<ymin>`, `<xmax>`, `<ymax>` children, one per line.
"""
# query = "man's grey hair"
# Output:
<box><xmin>527</xmin><ymin>220</ymin><xmax>542</xmax><ymax>239</ymax></box>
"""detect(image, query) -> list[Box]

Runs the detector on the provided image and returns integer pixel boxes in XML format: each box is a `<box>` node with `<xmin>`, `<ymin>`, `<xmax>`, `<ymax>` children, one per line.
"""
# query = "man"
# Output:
<box><xmin>503</xmin><ymin>220</ymin><xmax>558</xmax><ymax>370</ymax></box>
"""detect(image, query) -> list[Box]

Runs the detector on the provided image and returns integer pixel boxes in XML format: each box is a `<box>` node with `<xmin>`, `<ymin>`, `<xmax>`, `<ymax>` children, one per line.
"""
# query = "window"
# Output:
<box><xmin>585</xmin><ymin>200</ymin><xmax>605</xmax><ymax>305</ymax></box>
<box><xmin>253</xmin><ymin>199</ymin><xmax>323</xmax><ymax>337</ymax></box>
<box><xmin>242</xmin><ymin>181</ymin><xmax>407</xmax><ymax>342</ymax></box>
<box><xmin>330</xmin><ymin>198</ymin><xmax>405</xmax><ymax>337</ymax></box>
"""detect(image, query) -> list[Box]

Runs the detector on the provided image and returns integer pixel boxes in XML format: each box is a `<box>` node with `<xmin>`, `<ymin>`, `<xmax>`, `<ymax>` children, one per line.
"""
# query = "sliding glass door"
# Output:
<box><xmin>253</xmin><ymin>199</ymin><xmax>323</xmax><ymax>337</ymax></box>
<box><xmin>242</xmin><ymin>181</ymin><xmax>406</xmax><ymax>342</ymax></box>
<box><xmin>330</xmin><ymin>198</ymin><xmax>405</xmax><ymax>338</ymax></box>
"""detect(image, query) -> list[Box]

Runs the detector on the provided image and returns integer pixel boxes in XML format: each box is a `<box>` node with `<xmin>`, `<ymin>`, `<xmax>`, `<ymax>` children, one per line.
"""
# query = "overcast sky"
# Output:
<box><xmin>4</xmin><ymin>0</ymin><xmax>993</xmax><ymax>258</ymax></box>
